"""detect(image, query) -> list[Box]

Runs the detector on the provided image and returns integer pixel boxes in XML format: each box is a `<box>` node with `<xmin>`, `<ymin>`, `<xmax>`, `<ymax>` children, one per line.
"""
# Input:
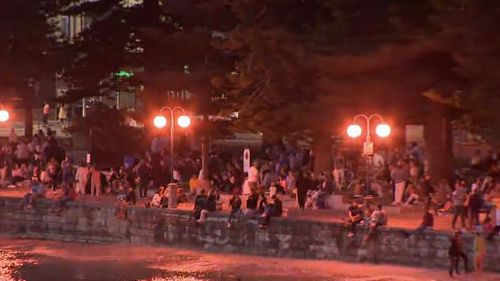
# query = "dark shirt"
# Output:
<box><xmin>194</xmin><ymin>194</ymin><xmax>208</xmax><ymax>211</ymax></box>
<box><xmin>448</xmin><ymin>237</ymin><xmax>462</xmax><ymax>257</ymax></box>
<box><xmin>348</xmin><ymin>205</ymin><xmax>362</xmax><ymax>218</ymax></box>
<box><xmin>272</xmin><ymin>198</ymin><xmax>283</xmax><ymax>217</ymax></box>
<box><xmin>422</xmin><ymin>179</ymin><xmax>434</xmax><ymax>197</ymax></box>
<box><xmin>258</xmin><ymin>197</ymin><xmax>267</xmax><ymax>213</ymax></box>
<box><xmin>246</xmin><ymin>193</ymin><xmax>258</xmax><ymax>210</ymax></box>
<box><xmin>136</xmin><ymin>164</ymin><xmax>149</xmax><ymax>181</ymax></box>
<box><xmin>206</xmin><ymin>194</ymin><xmax>217</xmax><ymax>212</ymax></box>
<box><xmin>422</xmin><ymin>211</ymin><xmax>434</xmax><ymax>227</ymax></box>
<box><xmin>229</xmin><ymin>196</ymin><xmax>242</xmax><ymax>212</ymax></box>
<box><xmin>125</xmin><ymin>190</ymin><xmax>136</xmax><ymax>205</ymax></box>
<box><xmin>468</xmin><ymin>193</ymin><xmax>482</xmax><ymax>211</ymax></box>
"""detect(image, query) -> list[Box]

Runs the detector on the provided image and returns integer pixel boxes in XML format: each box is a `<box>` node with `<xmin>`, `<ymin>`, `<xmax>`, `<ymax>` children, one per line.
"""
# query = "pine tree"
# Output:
<box><xmin>0</xmin><ymin>0</ymin><xmax>73</xmax><ymax>137</ymax></box>
<box><xmin>219</xmin><ymin>0</ymin><xmax>449</xmax><ymax>173</ymax></box>
<box><xmin>61</xmin><ymin>0</ymin><xmax>235</xmax><ymax>166</ymax></box>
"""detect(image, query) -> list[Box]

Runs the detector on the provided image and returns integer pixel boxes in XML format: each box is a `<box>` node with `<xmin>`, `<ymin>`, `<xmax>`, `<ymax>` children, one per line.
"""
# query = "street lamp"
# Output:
<box><xmin>0</xmin><ymin>103</ymin><xmax>9</xmax><ymax>122</ymax></box>
<box><xmin>153</xmin><ymin>106</ymin><xmax>191</xmax><ymax>180</ymax></box>
<box><xmin>346</xmin><ymin>114</ymin><xmax>391</xmax><ymax>155</ymax></box>
<box><xmin>346</xmin><ymin>113</ymin><xmax>391</xmax><ymax>196</ymax></box>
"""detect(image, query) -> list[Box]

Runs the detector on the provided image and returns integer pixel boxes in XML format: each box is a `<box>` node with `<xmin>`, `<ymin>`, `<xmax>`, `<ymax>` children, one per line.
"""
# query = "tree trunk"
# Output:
<box><xmin>201</xmin><ymin>114</ymin><xmax>209</xmax><ymax>176</ymax></box>
<box><xmin>312</xmin><ymin>130</ymin><xmax>333</xmax><ymax>175</ymax></box>
<box><xmin>424</xmin><ymin>102</ymin><xmax>453</xmax><ymax>182</ymax></box>
<box><xmin>23</xmin><ymin>94</ymin><xmax>33</xmax><ymax>138</ymax></box>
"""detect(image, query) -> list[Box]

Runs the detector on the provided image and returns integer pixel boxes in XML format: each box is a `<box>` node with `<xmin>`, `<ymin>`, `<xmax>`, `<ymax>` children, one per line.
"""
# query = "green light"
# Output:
<box><xmin>115</xmin><ymin>70</ymin><xmax>133</xmax><ymax>78</ymax></box>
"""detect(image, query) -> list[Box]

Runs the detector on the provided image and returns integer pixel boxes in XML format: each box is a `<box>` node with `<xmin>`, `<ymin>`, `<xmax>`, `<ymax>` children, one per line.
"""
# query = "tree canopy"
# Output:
<box><xmin>0</xmin><ymin>0</ymin><xmax>72</xmax><ymax>136</ymax></box>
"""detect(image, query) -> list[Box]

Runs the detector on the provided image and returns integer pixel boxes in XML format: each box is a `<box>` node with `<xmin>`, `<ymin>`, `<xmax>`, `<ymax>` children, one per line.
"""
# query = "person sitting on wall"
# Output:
<box><xmin>403</xmin><ymin>182</ymin><xmax>420</xmax><ymax>206</ymax></box>
<box><xmin>344</xmin><ymin>200</ymin><xmax>364</xmax><ymax>238</ymax></box>
<box><xmin>257</xmin><ymin>192</ymin><xmax>268</xmax><ymax>214</ymax></box>
<box><xmin>177</xmin><ymin>187</ymin><xmax>188</xmax><ymax>204</ymax></box>
<box><xmin>194</xmin><ymin>189</ymin><xmax>208</xmax><ymax>224</ymax></box>
<box><xmin>400</xmin><ymin>206</ymin><xmax>434</xmax><ymax>238</ymax></box>
<box><xmin>363</xmin><ymin>204</ymin><xmax>387</xmax><ymax>242</ymax></box>
<box><xmin>227</xmin><ymin>192</ymin><xmax>242</xmax><ymax>229</ymax></box>
<box><xmin>245</xmin><ymin>190</ymin><xmax>259</xmax><ymax>216</ymax></box>
<box><xmin>125</xmin><ymin>186</ymin><xmax>136</xmax><ymax>205</ymax></box>
<box><xmin>206</xmin><ymin>189</ymin><xmax>218</xmax><ymax>212</ymax></box>
<box><xmin>20</xmin><ymin>176</ymin><xmax>46</xmax><ymax>210</ymax></box>
<box><xmin>51</xmin><ymin>183</ymin><xmax>76</xmax><ymax>213</ymax></box>
<box><xmin>259</xmin><ymin>194</ymin><xmax>283</xmax><ymax>229</ymax></box>
<box><xmin>145</xmin><ymin>186</ymin><xmax>164</xmax><ymax>208</ymax></box>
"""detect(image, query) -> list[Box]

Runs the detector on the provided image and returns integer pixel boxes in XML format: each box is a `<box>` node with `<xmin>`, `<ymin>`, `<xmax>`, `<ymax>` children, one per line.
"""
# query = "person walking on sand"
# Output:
<box><xmin>448</xmin><ymin>231</ymin><xmax>469</xmax><ymax>277</ymax></box>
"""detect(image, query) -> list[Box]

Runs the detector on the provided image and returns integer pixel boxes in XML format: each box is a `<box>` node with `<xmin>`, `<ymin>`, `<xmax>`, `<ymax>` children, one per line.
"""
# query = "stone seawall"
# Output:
<box><xmin>0</xmin><ymin>197</ymin><xmax>498</xmax><ymax>272</ymax></box>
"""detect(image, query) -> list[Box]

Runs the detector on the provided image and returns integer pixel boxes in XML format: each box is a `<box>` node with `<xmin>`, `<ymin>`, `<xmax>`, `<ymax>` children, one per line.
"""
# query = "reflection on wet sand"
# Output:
<box><xmin>1</xmin><ymin>238</ymin><xmax>498</xmax><ymax>281</ymax></box>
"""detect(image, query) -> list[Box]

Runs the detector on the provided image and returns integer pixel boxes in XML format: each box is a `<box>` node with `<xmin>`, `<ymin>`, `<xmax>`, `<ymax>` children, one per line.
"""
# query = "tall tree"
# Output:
<box><xmin>61</xmin><ymin>0</ymin><xmax>235</xmax><ymax>166</ymax></box>
<box><xmin>0</xmin><ymin>0</ymin><xmax>72</xmax><ymax>137</ymax></box>
<box><xmin>433</xmin><ymin>0</ymin><xmax>500</xmax><ymax>147</ymax></box>
<box><xmin>219</xmin><ymin>0</ymin><xmax>449</xmax><ymax>173</ymax></box>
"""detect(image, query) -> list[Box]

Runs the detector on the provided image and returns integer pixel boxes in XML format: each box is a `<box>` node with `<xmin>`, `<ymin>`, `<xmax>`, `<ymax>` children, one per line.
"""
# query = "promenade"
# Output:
<box><xmin>0</xmin><ymin>186</ymin><xmax>466</xmax><ymax>232</ymax></box>
<box><xmin>1</xmin><ymin>194</ymin><xmax>499</xmax><ymax>273</ymax></box>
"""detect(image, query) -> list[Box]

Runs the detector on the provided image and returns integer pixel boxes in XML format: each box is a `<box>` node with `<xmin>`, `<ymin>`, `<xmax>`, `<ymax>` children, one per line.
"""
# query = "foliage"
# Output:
<box><xmin>0</xmin><ymin>0</ymin><xmax>75</xmax><ymax>136</ymax></box>
<box><xmin>60</xmin><ymin>0</ymin><xmax>234</xmax><ymax>113</ymax></box>
<box><xmin>69</xmin><ymin>102</ymin><xmax>144</xmax><ymax>165</ymax></box>
<box><xmin>218</xmin><ymin>0</ymin><xmax>445</xmax><ymax>143</ymax></box>
<box><xmin>432</xmin><ymin>0</ymin><xmax>500</xmax><ymax>146</ymax></box>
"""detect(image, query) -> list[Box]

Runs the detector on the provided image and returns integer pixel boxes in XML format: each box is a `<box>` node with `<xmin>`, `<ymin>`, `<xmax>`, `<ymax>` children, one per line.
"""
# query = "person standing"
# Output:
<box><xmin>468</xmin><ymin>187</ymin><xmax>482</xmax><ymax>228</ymax></box>
<box><xmin>247</xmin><ymin>161</ymin><xmax>260</xmax><ymax>193</ymax></box>
<box><xmin>58</xmin><ymin>103</ymin><xmax>69</xmax><ymax>127</ymax></box>
<box><xmin>90</xmin><ymin>165</ymin><xmax>102</xmax><ymax>197</ymax></box>
<box><xmin>295</xmin><ymin>170</ymin><xmax>309</xmax><ymax>214</ymax></box>
<box><xmin>75</xmin><ymin>161</ymin><xmax>89</xmax><ymax>196</ymax></box>
<box><xmin>42</xmin><ymin>101</ymin><xmax>50</xmax><ymax>127</ymax></box>
<box><xmin>391</xmin><ymin>161</ymin><xmax>409</xmax><ymax>205</ymax></box>
<box><xmin>452</xmin><ymin>181</ymin><xmax>467</xmax><ymax>230</ymax></box>
<box><xmin>8</xmin><ymin>128</ymin><xmax>18</xmax><ymax>148</ymax></box>
<box><xmin>61</xmin><ymin>155</ymin><xmax>73</xmax><ymax>185</ymax></box>
<box><xmin>46</xmin><ymin>160</ymin><xmax>58</xmax><ymax>192</ymax></box>
<box><xmin>332</xmin><ymin>158</ymin><xmax>345</xmax><ymax>192</ymax></box>
<box><xmin>285</xmin><ymin>170</ymin><xmax>296</xmax><ymax>195</ymax></box>
<box><xmin>448</xmin><ymin>231</ymin><xmax>468</xmax><ymax>277</ymax></box>
<box><xmin>134</xmin><ymin>159</ymin><xmax>150</xmax><ymax>198</ymax></box>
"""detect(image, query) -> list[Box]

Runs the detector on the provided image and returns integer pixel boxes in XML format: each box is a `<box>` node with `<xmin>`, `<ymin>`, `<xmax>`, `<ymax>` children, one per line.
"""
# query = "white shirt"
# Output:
<box><xmin>151</xmin><ymin>193</ymin><xmax>162</xmax><ymax>207</ymax></box>
<box><xmin>248</xmin><ymin>166</ymin><xmax>259</xmax><ymax>183</ymax></box>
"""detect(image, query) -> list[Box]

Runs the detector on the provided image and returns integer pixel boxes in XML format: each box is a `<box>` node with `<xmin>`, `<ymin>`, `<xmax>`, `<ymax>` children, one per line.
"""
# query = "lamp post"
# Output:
<box><xmin>153</xmin><ymin>106</ymin><xmax>191</xmax><ymax>180</ymax></box>
<box><xmin>0</xmin><ymin>103</ymin><xmax>9</xmax><ymax>122</ymax></box>
<box><xmin>347</xmin><ymin>114</ymin><xmax>391</xmax><ymax>195</ymax></box>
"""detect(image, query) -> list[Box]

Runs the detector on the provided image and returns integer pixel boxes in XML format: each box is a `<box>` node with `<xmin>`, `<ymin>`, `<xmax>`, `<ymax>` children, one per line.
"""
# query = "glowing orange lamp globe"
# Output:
<box><xmin>0</xmin><ymin>109</ymin><xmax>9</xmax><ymax>122</ymax></box>
<box><xmin>153</xmin><ymin>115</ymin><xmax>167</xmax><ymax>129</ymax></box>
<box><xmin>177</xmin><ymin>115</ymin><xmax>191</xmax><ymax>128</ymax></box>
<box><xmin>347</xmin><ymin>124</ymin><xmax>362</xmax><ymax>138</ymax></box>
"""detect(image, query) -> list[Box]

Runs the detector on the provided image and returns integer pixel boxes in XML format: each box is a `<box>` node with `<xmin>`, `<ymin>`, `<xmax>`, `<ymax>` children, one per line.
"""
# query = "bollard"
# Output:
<box><xmin>167</xmin><ymin>183</ymin><xmax>178</xmax><ymax>208</ymax></box>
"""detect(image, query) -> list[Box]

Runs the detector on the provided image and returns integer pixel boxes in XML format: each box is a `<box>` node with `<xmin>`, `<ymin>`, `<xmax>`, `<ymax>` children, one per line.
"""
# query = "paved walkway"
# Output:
<box><xmin>0</xmin><ymin>186</ymin><xmax>467</xmax><ymax>232</ymax></box>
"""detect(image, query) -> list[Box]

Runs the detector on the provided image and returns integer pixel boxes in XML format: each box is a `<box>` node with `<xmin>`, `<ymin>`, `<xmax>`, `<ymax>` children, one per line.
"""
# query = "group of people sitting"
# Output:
<box><xmin>343</xmin><ymin>200</ymin><xmax>388</xmax><ymax>239</ymax></box>
<box><xmin>192</xmin><ymin>188</ymin><xmax>283</xmax><ymax>230</ymax></box>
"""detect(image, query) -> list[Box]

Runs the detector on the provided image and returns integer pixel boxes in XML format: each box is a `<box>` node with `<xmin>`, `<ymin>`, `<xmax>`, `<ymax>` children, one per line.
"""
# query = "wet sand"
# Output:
<box><xmin>1</xmin><ymin>237</ymin><xmax>498</xmax><ymax>281</ymax></box>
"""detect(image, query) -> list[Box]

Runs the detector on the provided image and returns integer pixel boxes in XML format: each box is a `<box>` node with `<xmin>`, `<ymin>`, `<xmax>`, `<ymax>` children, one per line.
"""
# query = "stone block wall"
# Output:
<box><xmin>0</xmin><ymin>196</ymin><xmax>498</xmax><ymax>272</ymax></box>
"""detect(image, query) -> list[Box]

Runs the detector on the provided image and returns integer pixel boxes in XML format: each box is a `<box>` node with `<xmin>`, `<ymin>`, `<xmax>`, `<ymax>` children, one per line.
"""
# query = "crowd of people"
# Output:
<box><xmin>0</xmin><ymin>127</ymin><xmax>72</xmax><ymax>211</ymax></box>
<box><xmin>1</xmin><ymin>123</ymin><xmax>499</xmax><ymax>274</ymax></box>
